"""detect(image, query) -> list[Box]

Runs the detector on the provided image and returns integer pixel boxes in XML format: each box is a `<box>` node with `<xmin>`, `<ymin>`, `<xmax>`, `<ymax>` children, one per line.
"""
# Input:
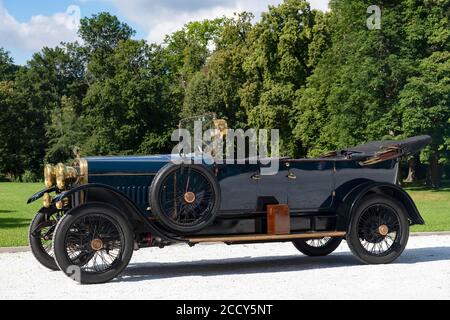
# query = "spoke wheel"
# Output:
<box><xmin>29</xmin><ymin>212</ymin><xmax>59</xmax><ymax>271</ymax></box>
<box><xmin>347</xmin><ymin>194</ymin><xmax>409</xmax><ymax>265</ymax></box>
<box><xmin>53</xmin><ymin>203</ymin><xmax>134</xmax><ymax>284</ymax></box>
<box><xmin>64</xmin><ymin>214</ymin><xmax>124</xmax><ymax>273</ymax></box>
<box><xmin>150</xmin><ymin>164</ymin><xmax>221</xmax><ymax>233</ymax></box>
<box><xmin>292</xmin><ymin>237</ymin><xmax>342</xmax><ymax>257</ymax></box>
<box><xmin>306</xmin><ymin>237</ymin><xmax>332</xmax><ymax>248</ymax></box>
<box><xmin>357</xmin><ymin>204</ymin><xmax>401</xmax><ymax>256</ymax></box>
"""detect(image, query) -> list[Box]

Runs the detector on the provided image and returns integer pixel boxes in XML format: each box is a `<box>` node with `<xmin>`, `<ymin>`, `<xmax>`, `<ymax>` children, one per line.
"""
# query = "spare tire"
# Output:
<box><xmin>149</xmin><ymin>163</ymin><xmax>221</xmax><ymax>233</ymax></box>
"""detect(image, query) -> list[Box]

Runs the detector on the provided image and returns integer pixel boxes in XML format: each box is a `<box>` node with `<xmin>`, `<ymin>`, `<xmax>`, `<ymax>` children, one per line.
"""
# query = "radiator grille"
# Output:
<box><xmin>117</xmin><ymin>186</ymin><xmax>149</xmax><ymax>207</ymax></box>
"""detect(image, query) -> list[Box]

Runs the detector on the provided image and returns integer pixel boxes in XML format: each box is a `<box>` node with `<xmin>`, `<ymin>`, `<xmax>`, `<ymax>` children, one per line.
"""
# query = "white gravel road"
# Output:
<box><xmin>1</xmin><ymin>235</ymin><xmax>450</xmax><ymax>300</ymax></box>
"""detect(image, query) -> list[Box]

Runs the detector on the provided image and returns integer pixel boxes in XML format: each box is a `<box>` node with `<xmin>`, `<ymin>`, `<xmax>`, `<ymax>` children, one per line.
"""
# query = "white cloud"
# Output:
<box><xmin>310</xmin><ymin>0</ymin><xmax>330</xmax><ymax>11</ymax></box>
<box><xmin>0</xmin><ymin>2</ymin><xmax>80</xmax><ymax>52</ymax></box>
<box><xmin>0</xmin><ymin>0</ymin><xmax>330</xmax><ymax>64</ymax></box>
<box><xmin>110</xmin><ymin>0</ymin><xmax>330</xmax><ymax>44</ymax></box>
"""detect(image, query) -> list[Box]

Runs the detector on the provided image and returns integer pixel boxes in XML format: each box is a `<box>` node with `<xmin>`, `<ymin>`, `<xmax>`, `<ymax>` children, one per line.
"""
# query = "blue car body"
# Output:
<box><xmin>29</xmin><ymin>135</ymin><xmax>428</xmax><ymax>243</ymax></box>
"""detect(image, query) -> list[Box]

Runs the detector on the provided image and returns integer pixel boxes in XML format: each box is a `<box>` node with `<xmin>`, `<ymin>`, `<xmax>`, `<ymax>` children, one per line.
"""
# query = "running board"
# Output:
<box><xmin>187</xmin><ymin>231</ymin><xmax>346</xmax><ymax>244</ymax></box>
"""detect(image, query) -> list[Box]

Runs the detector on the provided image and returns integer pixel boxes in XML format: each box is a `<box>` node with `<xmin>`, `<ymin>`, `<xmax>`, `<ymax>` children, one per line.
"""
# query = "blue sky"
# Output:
<box><xmin>0</xmin><ymin>0</ymin><xmax>329</xmax><ymax>65</ymax></box>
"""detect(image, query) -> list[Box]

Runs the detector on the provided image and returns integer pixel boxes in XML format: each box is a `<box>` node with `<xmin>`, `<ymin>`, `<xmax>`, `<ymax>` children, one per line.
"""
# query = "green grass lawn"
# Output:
<box><xmin>406</xmin><ymin>183</ymin><xmax>450</xmax><ymax>232</ymax></box>
<box><xmin>0</xmin><ymin>181</ymin><xmax>449</xmax><ymax>247</ymax></box>
<box><xmin>0</xmin><ymin>182</ymin><xmax>42</xmax><ymax>247</ymax></box>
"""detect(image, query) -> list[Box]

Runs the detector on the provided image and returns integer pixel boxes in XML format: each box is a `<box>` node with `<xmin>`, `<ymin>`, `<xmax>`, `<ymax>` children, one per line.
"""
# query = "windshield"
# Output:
<box><xmin>178</xmin><ymin>113</ymin><xmax>217</xmax><ymax>136</ymax></box>
<box><xmin>178</xmin><ymin>113</ymin><xmax>228</xmax><ymax>159</ymax></box>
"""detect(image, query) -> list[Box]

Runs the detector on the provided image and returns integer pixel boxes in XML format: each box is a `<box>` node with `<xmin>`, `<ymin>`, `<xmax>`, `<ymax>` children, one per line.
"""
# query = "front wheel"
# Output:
<box><xmin>346</xmin><ymin>194</ymin><xmax>410</xmax><ymax>264</ymax></box>
<box><xmin>292</xmin><ymin>237</ymin><xmax>343</xmax><ymax>257</ymax></box>
<box><xmin>29</xmin><ymin>211</ymin><xmax>59</xmax><ymax>271</ymax></box>
<box><xmin>53</xmin><ymin>203</ymin><xmax>134</xmax><ymax>284</ymax></box>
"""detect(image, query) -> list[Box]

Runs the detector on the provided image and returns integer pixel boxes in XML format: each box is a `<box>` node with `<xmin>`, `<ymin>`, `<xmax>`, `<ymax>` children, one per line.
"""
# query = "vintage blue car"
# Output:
<box><xmin>27</xmin><ymin>114</ymin><xmax>431</xmax><ymax>283</ymax></box>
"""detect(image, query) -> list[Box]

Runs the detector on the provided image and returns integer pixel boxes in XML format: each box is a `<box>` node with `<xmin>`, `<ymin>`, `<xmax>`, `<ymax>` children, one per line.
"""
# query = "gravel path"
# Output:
<box><xmin>1</xmin><ymin>235</ymin><xmax>450</xmax><ymax>300</ymax></box>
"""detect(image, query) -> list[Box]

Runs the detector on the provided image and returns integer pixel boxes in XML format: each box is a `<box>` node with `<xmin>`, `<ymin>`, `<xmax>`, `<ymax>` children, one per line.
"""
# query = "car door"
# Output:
<box><xmin>257</xmin><ymin>159</ymin><xmax>289</xmax><ymax>206</ymax></box>
<box><xmin>287</xmin><ymin>160</ymin><xmax>334</xmax><ymax>211</ymax></box>
<box><xmin>216</xmin><ymin>162</ymin><xmax>259</xmax><ymax>212</ymax></box>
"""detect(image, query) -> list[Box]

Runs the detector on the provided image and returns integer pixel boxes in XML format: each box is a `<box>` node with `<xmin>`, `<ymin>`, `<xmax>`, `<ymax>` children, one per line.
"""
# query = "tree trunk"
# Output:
<box><xmin>404</xmin><ymin>155</ymin><xmax>418</xmax><ymax>183</ymax></box>
<box><xmin>429</xmin><ymin>153</ymin><xmax>441</xmax><ymax>188</ymax></box>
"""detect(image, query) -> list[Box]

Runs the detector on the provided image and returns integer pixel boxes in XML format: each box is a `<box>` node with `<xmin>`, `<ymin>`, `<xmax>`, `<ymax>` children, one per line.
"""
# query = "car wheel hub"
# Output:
<box><xmin>90</xmin><ymin>238</ymin><xmax>103</xmax><ymax>251</ymax></box>
<box><xmin>378</xmin><ymin>224</ymin><xmax>389</xmax><ymax>236</ymax></box>
<box><xmin>184</xmin><ymin>192</ymin><xmax>196</xmax><ymax>204</ymax></box>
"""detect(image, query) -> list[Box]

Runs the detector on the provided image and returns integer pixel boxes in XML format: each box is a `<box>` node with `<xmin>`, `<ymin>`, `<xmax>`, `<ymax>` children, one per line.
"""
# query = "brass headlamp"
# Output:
<box><xmin>43</xmin><ymin>159</ymin><xmax>88</xmax><ymax>190</ymax></box>
<box><xmin>42</xmin><ymin>154</ymin><xmax>88</xmax><ymax>208</ymax></box>
<box><xmin>55</xmin><ymin>163</ymin><xmax>78</xmax><ymax>190</ymax></box>
<box><xmin>44</xmin><ymin>164</ymin><xmax>56</xmax><ymax>188</ymax></box>
<box><xmin>43</xmin><ymin>192</ymin><xmax>52</xmax><ymax>208</ymax></box>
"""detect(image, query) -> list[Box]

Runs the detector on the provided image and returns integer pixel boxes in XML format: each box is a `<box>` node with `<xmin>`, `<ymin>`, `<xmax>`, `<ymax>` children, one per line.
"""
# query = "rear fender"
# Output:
<box><xmin>336</xmin><ymin>182</ymin><xmax>424</xmax><ymax>231</ymax></box>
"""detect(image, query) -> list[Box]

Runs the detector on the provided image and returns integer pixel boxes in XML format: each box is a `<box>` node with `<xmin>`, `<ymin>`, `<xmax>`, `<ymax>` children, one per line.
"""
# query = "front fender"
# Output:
<box><xmin>336</xmin><ymin>181</ymin><xmax>425</xmax><ymax>231</ymax></box>
<box><xmin>27</xmin><ymin>187</ymin><xmax>56</xmax><ymax>204</ymax></box>
<box><xmin>52</xmin><ymin>183</ymin><xmax>186</xmax><ymax>243</ymax></box>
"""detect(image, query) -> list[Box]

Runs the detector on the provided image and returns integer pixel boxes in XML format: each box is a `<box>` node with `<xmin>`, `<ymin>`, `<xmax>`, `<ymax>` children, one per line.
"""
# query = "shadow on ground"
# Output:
<box><xmin>0</xmin><ymin>217</ymin><xmax>30</xmax><ymax>229</ymax></box>
<box><xmin>117</xmin><ymin>246</ymin><xmax>450</xmax><ymax>283</ymax></box>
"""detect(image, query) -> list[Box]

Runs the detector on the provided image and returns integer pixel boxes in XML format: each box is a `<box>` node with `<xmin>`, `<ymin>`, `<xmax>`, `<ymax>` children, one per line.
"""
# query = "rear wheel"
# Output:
<box><xmin>292</xmin><ymin>237</ymin><xmax>342</xmax><ymax>256</ymax></box>
<box><xmin>346</xmin><ymin>194</ymin><xmax>409</xmax><ymax>264</ymax></box>
<box><xmin>53</xmin><ymin>203</ymin><xmax>134</xmax><ymax>284</ymax></box>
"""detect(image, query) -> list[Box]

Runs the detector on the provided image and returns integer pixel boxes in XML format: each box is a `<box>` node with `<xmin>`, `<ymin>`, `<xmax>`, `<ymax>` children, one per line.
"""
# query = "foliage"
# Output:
<box><xmin>45</xmin><ymin>96</ymin><xmax>88</xmax><ymax>163</ymax></box>
<box><xmin>293</xmin><ymin>0</ymin><xmax>450</xmax><ymax>187</ymax></box>
<box><xmin>0</xmin><ymin>81</ymin><xmax>27</xmax><ymax>178</ymax></box>
<box><xmin>82</xmin><ymin>40</ymin><xmax>178</xmax><ymax>155</ymax></box>
<box><xmin>242</xmin><ymin>0</ymin><xmax>317</xmax><ymax>156</ymax></box>
<box><xmin>0</xmin><ymin>48</ymin><xmax>18</xmax><ymax>81</ymax></box>
<box><xmin>183</xmin><ymin>13</ymin><xmax>253</xmax><ymax>128</ymax></box>
<box><xmin>19</xmin><ymin>170</ymin><xmax>40</xmax><ymax>183</ymax></box>
<box><xmin>79</xmin><ymin>12</ymin><xmax>135</xmax><ymax>54</ymax></box>
<box><xmin>0</xmin><ymin>0</ymin><xmax>448</xmax><ymax>186</ymax></box>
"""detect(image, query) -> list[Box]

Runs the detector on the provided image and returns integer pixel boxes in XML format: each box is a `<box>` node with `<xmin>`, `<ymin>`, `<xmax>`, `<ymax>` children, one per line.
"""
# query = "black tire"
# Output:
<box><xmin>347</xmin><ymin>194</ymin><xmax>410</xmax><ymax>264</ymax></box>
<box><xmin>53</xmin><ymin>203</ymin><xmax>134</xmax><ymax>284</ymax></box>
<box><xmin>149</xmin><ymin>163</ymin><xmax>221</xmax><ymax>233</ymax></box>
<box><xmin>292</xmin><ymin>237</ymin><xmax>343</xmax><ymax>257</ymax></box>
<box><xmin>29</xmin><ymin>212</ymin><xmax>59</xmax><ymax>271</ymax></box>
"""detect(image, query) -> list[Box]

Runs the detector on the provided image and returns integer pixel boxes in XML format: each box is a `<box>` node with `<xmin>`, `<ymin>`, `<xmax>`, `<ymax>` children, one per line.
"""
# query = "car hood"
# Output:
<box><xmin>85</xmin><ymin>155</ymin><xmax>173</xmax><ymax>175</ymax></box>
<box><xmin>85</xmin><ymin>154</ymin><xmax>214</xmax><ymax>175</ymax></box>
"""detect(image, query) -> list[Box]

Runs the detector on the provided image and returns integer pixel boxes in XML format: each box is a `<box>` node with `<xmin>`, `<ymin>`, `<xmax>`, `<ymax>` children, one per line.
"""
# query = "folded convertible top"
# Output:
<box><xmin>348</xmin><ymin>135</ymin><xmax>432</xmax><ymax>156</ymax></box>
<box><xmin>324</xmin><ymin>135</ymin><xmax>432</xmax><ymax>165</ymax></box>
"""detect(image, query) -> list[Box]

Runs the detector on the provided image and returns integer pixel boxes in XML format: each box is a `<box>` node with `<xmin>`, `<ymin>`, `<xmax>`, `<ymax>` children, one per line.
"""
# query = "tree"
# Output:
<box><xmin>79</xmin><ymin>12</ymin><xmax>135</xmax><ymax>80</ymax></box>
<box><xmin>79</xmin><ymin>12</ymin><xmax>135</xmax><ymax>54</ymax></box>
<box><xmin>45</xmin><ymin>96</ymin><xmax>88</xmax><ymax>163</ymax></box>
<box><xmin>11</xmin><ymin>44</ymin><xmax>88</xmax><ymax>173</ymax></box>
<box><xmin>0</xmin><ymin>48</ymin><xmax>18</xmax><ymax>81</ymax></box>
<box><xmin>0</xmin><ymin>81</ymin><xmax>24</xmax><ymax>178</ymax></box>
<box><xmin>386</xmin><ymin>0</ymin><xmax>450</xmax><ymax>185</ymax></box>
<box><xmin>395</xmin><ymin>51</ymin><xmax>450</xmax><ymax>187</ymax></box>
<box><xmin>16</xmin><ymin>46</ymin><xmax>87</xmax><ymax>111</ymax></box>
<box><xmin>164</xmin><ymin>18</ymin><xmax>224</xmax><ymax>82</ymax></box>
<box><xmin>183</xmin><ymin>13</ymin><xmax>253</xmax><ymax>128</ymax></box>
<box><xmin>241</xmin><ymin>0</ymin><xmax>317</xmax><ymax>157</ymax></box>
<box><xmin>294</xmin><ymin>0</ymin><xmax>423</xmax><ymax>156</ymax></box>
<box><xmin>1</xmin><ymin>3</ymin><xmax>448</xmax><ymax>186</ymax></box>
<box><xmin>82</xmin><ymin>40</ymin><xmax>177</xmax><ymax>155</ymax></box>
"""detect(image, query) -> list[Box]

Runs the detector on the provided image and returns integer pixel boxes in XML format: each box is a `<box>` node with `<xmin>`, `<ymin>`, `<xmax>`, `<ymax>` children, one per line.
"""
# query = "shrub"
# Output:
<box><xmin>20</xmin><ymin>170</ymin><xmax>41</xmax><ymax>183</ymax></box>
